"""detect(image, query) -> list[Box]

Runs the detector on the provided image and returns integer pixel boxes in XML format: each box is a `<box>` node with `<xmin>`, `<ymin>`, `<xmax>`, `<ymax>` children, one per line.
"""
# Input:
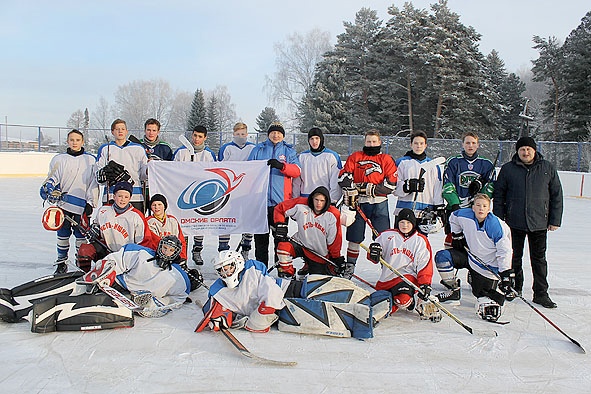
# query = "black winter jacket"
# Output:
<box><xmin>493</xmin><ymin>152</ymin><xmax>563</xmax><ymax>232</ymax></box>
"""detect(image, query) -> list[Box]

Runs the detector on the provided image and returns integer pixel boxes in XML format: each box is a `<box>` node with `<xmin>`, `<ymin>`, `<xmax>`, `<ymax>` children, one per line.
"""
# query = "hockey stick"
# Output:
<box><xmin>465</xmin><ymin>248</ymin><xmax>585</xmax><ymax>353</ymax></box>
<box><xmin>287</xmin><ymin>236</ymin><xmax>376</xmax><ymax>289</ymax></box>
<box><xmin>358</xmin><ymin>242</ymin><xmax>497</xmax><ymax>337</ymax></box>
<box><xmin>410</xmin><ymin>157</ymin><xmax>445</xmax><ymax>211</ymax></box>
<box><xmin>179</xmin><ymin>134</ymin><xmax>195</xmax><ymax>161</ymax></box>
<box><xmin>220</xmin><ymin>328</ymin><xmax>297</xmax><ymax>367</ymax></box>
<box><xmin>127</xmin><ymin>134</ymin><xmax>149</xmax><ymax>212</ymax></box>
<box><xmin>63</xmin><ymin>215</ymin><xmax>112</xmax><ymax>255</ymax></box>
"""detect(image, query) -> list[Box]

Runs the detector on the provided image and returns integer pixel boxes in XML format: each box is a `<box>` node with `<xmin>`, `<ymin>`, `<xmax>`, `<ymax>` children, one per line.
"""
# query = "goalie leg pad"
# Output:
<box><xmin>31</xmin><ymin>293</ymin><xmax>134</xmax><ymax>333</ymax></box>
<box><xmin>278</xmin><ymin>298</ymin><xmax>373</xmax><ymax>339</ymax></box>
<box><xmin>369</xmin><ymin>290</ymin><xmax>392</xmax><ymax>323</ymax></box>
<box><xmin>301</xmin><ymin>274</ymin><xmax>371</xmax><ymax>305</ymax></box>
<box><xmin>0</xmin><ymin>272</ymin><xmax>83</xmax><ymax>323</ymax></box>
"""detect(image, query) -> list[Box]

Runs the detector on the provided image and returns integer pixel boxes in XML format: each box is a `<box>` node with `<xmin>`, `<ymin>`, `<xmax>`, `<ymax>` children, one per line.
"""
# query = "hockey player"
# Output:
<box><xmin>394</xmin><ymin>131</ymin><xmax>444</xmax><ymax>234</ymax></box>
<box><xmin>217</xmin><ymin>122</ymin><xmax>256</xmax><ymax>259</ymax></box>
<box><xmin>338</xmin><ymin>129</ymin><xmax>397</xmax><ymax>279</ymax></box>
<box><xmin>366</xmin><ymin>208</ymin><xmax>440</xmax><ymax>321</ymax></box>
<box><xmin>96</xmin><ymin>118</ymin><xmax>149</xmax><ymax>211</ymax></box>
<box><xmin>146</xmin><ymin>193</ymin><xmax>187</xmax><ymax>263</ymax></box>
<box><xmin>140</xmin><ymin>118</ymin><xmax>173</xmax><ymax>161</ymax></box>
<box><xmin>292</xmin><ymin>127</ymin><xmax>342</xmax><ymax>204</ymax></box>
<box><xmin>173</xmin><ymin>125</ymin><xmax>217</xmax><ymax>266</ymax></box>
<box><xmin>434</xmin><ymin>193</ymin><xmax>515</xmax><ymax>322</ymax></box>
<box><xmin>273</xmin><ymin>186</ymin><xmax>345</xmax><ymax>278</ymax></box>
<box><xmin>195</xmin><ymin>251</ymin><xmax>392</xmax><ymax>338</ymax></box>
<box><xmin>40</xmin><ymin>129</ymin><xmax>100</xmax><ymax>274</ymax></box>
<box><xmin>442</xmin><ymin>131</ymin><xmax>495</xmax><ymax>245</ymax></box>
<box><xmin>80</xmin><ymin>235</ymin><xmax>194</xmax><ymax>317</ymax></box>
<box><xmin>77</xmin><ymin>181</ymin><xmax>155</xmax><ymax>272</ymax></box>
<box><xmin>247</xmin><ymin>122</ymin><xmax>301</xmax><ymax>267</ymax></box>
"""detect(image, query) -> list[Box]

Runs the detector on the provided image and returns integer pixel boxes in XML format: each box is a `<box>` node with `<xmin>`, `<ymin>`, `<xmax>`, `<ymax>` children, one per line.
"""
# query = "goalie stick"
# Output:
<box><xmin>179</xmin><ymin>134</ymin><xmax>195</xmax><ymax>161</ymax></box>
<box><xmin>465</xmin><ymin>248</ymin><xmax>585</xmax><ymax>353</ymax></box>
<box><xmin>358</xmin><ymin>242</ymin><xmax>497</xmax><ymax>337</ymax></box>
<box><xmin>193</xmin><ymin>299</ymin><xmax>296</xmax><ymax>366</ymax></box>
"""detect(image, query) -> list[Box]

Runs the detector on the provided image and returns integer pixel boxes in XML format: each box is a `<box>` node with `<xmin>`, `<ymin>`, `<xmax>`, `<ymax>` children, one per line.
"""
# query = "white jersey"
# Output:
<box><xmin>96</xmin><ymin>141</ymin><xmax>148</xmax><ymax>204</ymax></box>
<box><xmin>394</xmin><ymin>156</ymin><xmax>444</xmax><ymax>215</ymax></box>
<box><xmin>293</xmin><ymin>148</ymin><xmax>342</xmax><ymax>203</ymax></box>
<box><xmin>45</xmin><ymin>150</ymin><xmax>99</xmax><ymax>215</ymax></box>
<box><xmin>95</xmin><ymin>204</ymin><xmax>154</xmax><ymax>252</ymax></box>
<box><xmin>449</xmin><ymin>208</ymin><xmax>512</xmax><ymax>280</ymax></box>
<box><xmin>218</xmin><ymin>141</ymin><xmax>255</xmax><ymax>162</ymax></box>
<box><xmin>208</xmin><ymin>260</ymin><xmax>289</xmax><ymax>316</ymax></box>
<box><xmin>173</xmin><ymin>146</ymin><xmax>216</xmax><ymax>162</ymax></box>
<box><xmin>374</xmin><ymin>229</ymin><xmax>433</xmax><ymax>289</ymax></box>
<box><xmin>107</xmin><ymin>244</ymin><xmax>190</xmax><ymax>305</ymax></box>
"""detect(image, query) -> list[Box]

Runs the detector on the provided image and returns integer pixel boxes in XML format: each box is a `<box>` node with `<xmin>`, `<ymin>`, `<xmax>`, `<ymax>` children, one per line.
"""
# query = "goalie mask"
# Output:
<box><xmin>214</xmin><ymin>250</ymin><xmax>245</xmax><ymax>289</ymax></box>
<box><xmin>42</xmin><ymin>206</ymin><xmax>65</xmax><ymax>231</ymax></box>
<box><xmin>418</xmin><ymin>209</ymin><xmax>443</xmax><ymax>234</ymax></box>
<box><xmin>157</xmin><ymin>235</ymin><xmax>182</xmax><ymax>263</ymax></box>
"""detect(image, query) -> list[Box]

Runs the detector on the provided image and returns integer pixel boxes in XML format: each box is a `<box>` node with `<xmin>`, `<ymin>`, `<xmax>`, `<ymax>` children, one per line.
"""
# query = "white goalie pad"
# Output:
<box><xmin>302</xmin><ymin>275</ymin><xmax>371</xmax><ymax>304</ymax></box>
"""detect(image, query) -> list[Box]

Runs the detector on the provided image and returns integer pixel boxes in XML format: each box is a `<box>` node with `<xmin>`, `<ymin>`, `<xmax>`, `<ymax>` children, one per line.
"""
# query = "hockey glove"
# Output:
<box><xmin>203</xmin><ymin>300</ymin><xmax>234</xmax><ymax>332</ymax></box>
<box><xmin>356</xmin><ymin>182</ymin><xmax>376</xmax><ymax>198</ymax></box>
<box><xmin>84</xmin><ymin>203</ymin><xmax>93</xmax><ymax>217</ymax></box>
<box><xmin>342</xmin><ymin>187</ymin><xmax>359</xmax><ymax>209</ymax></box>
<box><xmin>499</xmin><ymin>269</ymin><xmax>516</xmax><ymax>295</ymax></box>
<box><xmin>277</xmin><ymin>261</ymin><xmax>295</xmax><ymax>279</ymax></box>
<box><xmin>451</xmin><ymin>232</ymin><xmax>468</xmax><ymax>251</ymax></box>
<box><xmin>449</xmin><ymin>204</ymin><xmax>460</xmax><ymax>212</ymax></box>
<box><xmin>274</xmin><ymin>222</ymin><xmax>289</xmax><ymax>242</ymax></box>
<box><xmin>87</xmin><ymin>223</ymin><xmax>102</xmax><ymax>242</ymax></box>
<box><xmin>337</xmin><ymin>173</ymin><xmax>354</xmax><ymax>189</ymax></box>
<box><xmin>330</xmin><ymin>256</ymin><xmax>345</xmax><ymax>270</ymax></box>
<box><xmin>267</xmin><ymin>158</ymin><xmax>285</xmax><ymax>170</ymax></box>
<box><xmin>40</xmin><ymin>182</ymin><xmax>54</xmax><ymax>200</ymax></box>
<box><xmin>468</xmin><ymin>179</ymin><xmax>483</xmax><ymax>196</ymax></box>
<box><xmin>403</xmin><ymin>178</ymin><xmax>425</xmax><ymax>194</ymax></box>
<box><xmin>368</xmin><ymin>242</ymin><xmax>382</xmax><ymax>264</ymax></box>
<box><xmin>340</xmin><ymin>262</ymin><xmax>355</xmax><ymax>280</ymax></box>
<box><xmin>418</xmin><ymin>284</ymin><xmax>432</xmax><ymax>301</ymax></box>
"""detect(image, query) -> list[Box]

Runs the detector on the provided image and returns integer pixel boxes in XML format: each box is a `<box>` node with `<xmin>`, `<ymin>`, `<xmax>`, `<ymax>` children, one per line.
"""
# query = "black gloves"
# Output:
<box><xmin>418</xmin><ymin>284</ymin><xmax>432</xmax><ymax>301</ymax></box>
<box><xmin>368</xmin><ymin>242</ymin><xmax>382</xmax><ymax>264</ymax></box>
<box><xmin>403</xmin><ymin>178</ymin><xmax>425</xmax><ymax>194</ymax></box>
<box><xmin>450</xmin><ymin>204</ymin><xmax>460</xmax><ymax>212</ymax></box>
<box><xmin>499</xmin><ymin>269</ymin><xmax>516</xmax><ymax>295</ymax></box>
<box><xmin>330</xmin><ymin>256</ymin><xmax>345</xmax><ymax>269</ymax></box>
<box><xmin>87</xmin><ymin>223</ymin><xmax>102</xmax><ymax>242</ymax></box>
<box><xmin>451</xmin><ymin>232</ymin><xmax>468</xmax><ymax>251</ymax></box>
<box><xmin>267</xmin><ymin>159</ymin><xmax>285</xmax><ymax>170</ymax></box>
<box><xmin>97</xmin><ymin>160</ymin><xmax>132</xmax><ymax>184</ymax></box>
<box><xmin>84</xmin><ymin>203</ymin><xmax>93</xmax><ymax>217</ymax></box>
<box><xmin>274</xmin><ymin>222</ymin><xmax>289</xmax><ymax>242</ymax></box>
<box><xmin>468</xmin><ymin>179</ymin><xmax>483</xmax><ymax>196</ymax></box>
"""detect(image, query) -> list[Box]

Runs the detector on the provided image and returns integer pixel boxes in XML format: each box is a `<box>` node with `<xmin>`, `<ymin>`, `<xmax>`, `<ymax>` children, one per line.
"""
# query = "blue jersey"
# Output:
<box><xmin>443</xmin><ymin>151</ymin><xmax>495</xmax><ymax>208</ymax></box>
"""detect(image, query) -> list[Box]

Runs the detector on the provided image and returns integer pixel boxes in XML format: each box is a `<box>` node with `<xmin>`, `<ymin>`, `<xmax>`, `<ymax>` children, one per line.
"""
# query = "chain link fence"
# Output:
<box><xmin>2</xmin><ymin>123</ymin><xmax>590</xmax><ymax>172</ymax></box>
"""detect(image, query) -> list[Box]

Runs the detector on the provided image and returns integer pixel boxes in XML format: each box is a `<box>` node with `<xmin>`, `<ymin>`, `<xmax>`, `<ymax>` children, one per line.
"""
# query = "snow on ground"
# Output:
<box><xmin>0</xmin><ymin>177</ymin><xmax>589</xmax><ymax>394</ymax></box>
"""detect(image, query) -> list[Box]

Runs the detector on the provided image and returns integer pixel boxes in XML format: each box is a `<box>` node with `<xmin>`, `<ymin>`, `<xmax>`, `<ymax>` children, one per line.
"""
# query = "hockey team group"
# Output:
<box><xmin>0</xmin><ymin>117</ymin><xmax>564</xmax><ymax>340</ymax></box>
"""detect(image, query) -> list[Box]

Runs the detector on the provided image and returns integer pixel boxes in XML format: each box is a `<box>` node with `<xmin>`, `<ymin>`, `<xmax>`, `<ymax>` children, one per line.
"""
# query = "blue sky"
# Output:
<box><xmin>0</xmin><ymin>0</ymin><xmax>589</xmax><ymax>131</ymax></box>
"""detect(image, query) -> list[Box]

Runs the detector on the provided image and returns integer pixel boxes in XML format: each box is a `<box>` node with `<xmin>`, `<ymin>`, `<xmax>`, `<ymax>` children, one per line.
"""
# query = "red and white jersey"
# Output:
<box><xmin>106</xmin><ymin>244</ymin><xmax>189</xmax><ymax>305</ymax></box>
<box><xmin>146</xmin><ymin>214</ymin><xmax>187</xmax><ymax>260</ymax></box>
<box><xmin>373</xmin><ymin>229</ymin><xmax>433</xmax><ymax>290</ymax></box>
<box><xmin>45</xmin><ymin>151</ymin><xmax>99</xmax><ymax>215</ymax></box>
<box><xmin>293</xmin><ymin>149</ymin><xmax>342</xmax><ymax>203</ymax></box>
<box><xmin>96</xmin><ymin>141</ymin><xmax>148</xmax><ymax>204</ymax></box>
<box><xmin>394</xmin><ymin>156</ymin><xmax>444</xmax><ymax>215</ymax></box>
<box><xmin>274</xmin><ymin>197</ymin><xmax>342</xmax><ymax>260</ymax></box>
<box><xmin>96</xmin><ymin>204</ymin><xmax>155</xmax><ymax>252</ymax></box>
<box><xmin>340</xmin><ymin>151</ymin><xmax>398</xmax><ymax>204</ymax></box>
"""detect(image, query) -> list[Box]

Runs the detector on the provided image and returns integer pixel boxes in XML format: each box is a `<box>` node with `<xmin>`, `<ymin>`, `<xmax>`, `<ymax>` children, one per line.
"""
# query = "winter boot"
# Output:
<box><xmin>532</xmin><ymin>294</ymin><xmax>557</xmax><ymax>309</ymax></box>
<box><xmin>240</xmin><ymin>245</ymin><xmax>251</xmax><ymax>261</ymax></box>
<box><xmin>436</xmin><ymin>278</ymin><xmax>461</xmax><ymax>305</ymax></box>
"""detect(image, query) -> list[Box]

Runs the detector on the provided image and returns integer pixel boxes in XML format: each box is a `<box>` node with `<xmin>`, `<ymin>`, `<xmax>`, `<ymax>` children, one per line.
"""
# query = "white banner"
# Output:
<box><xmin>148</xmin><ymin>161</ymin><xmax>269</xmax><ymax>236</ymax></box>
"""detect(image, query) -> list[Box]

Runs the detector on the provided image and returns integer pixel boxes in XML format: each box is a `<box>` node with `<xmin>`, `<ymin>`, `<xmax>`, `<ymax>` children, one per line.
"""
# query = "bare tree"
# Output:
<box><xmin>207</xmin><ymin>85</ymin><xmax>237</xmax><ymax>132</ymax></box>
<box><xmin>91</xmin><ymin>96</ymin><xmax>113</xmax><ymax>132</ymax></box>
<box><xmin>67</xmin><ymin>109</ymin><xmax>86</xmax><ymax>129</ymax></box>
<box><xmin>167</xmin><ymin>91</ymin><xmax>193</xmax><ymax>132</ymax></box>
<box><xmin>265</xmin><ymin>28</ymin><xmax>332</xmax><ymax>125</ymax></box>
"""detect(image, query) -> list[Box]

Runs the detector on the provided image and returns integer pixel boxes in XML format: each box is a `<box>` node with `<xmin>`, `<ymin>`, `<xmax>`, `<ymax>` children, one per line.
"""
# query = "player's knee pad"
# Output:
<box><xmin>435</xmin><ymin>249</ymin><xmax>456</xmax><ymax>282</ymax></box>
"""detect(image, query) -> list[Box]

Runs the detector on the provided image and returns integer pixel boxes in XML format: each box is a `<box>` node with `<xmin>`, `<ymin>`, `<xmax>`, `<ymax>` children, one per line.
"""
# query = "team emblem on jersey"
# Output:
<box><xmin>358</xmin><ymin>160</ymin><xmax>383</xmax><ymax>176</ymax></box>
<box><xmin>459</xmin><ymin>171</ymin><xmax>479</xmax><ymax>188</ymax></box>
<box><xmin>468</xmin><ymin>164</ymin><xmax>474</xmax><ymax>170</ymax></box>
<box><xmin>177</xmin><ymin>168</ymin><xmax>245</xmax><ymax>216</ymax></box>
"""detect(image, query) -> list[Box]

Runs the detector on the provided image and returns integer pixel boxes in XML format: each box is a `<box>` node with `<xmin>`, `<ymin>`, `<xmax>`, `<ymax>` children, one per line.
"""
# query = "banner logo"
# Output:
<box><xmin>177</xmin><ymin>168</ymin><xmax>245</xmax><ymax>215</ymax></box>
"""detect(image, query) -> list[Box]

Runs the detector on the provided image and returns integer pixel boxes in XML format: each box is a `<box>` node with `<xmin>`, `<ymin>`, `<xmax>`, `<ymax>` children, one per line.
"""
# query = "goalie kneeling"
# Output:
<box><xmin>195</xmin><ymin>251</ymin><xmax>392</xmax><ymax>339</ymax></box>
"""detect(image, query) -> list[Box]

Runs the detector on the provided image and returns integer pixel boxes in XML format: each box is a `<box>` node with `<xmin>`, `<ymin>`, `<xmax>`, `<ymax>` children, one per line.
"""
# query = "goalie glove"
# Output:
<box><xmin>368</xmin><ymin>242</ymin><xmax>382</xmax><ymax>264</ymax></box>
<box><xmin>245</xmin><ymin>302</ymin><xmax>278</xmax><ymax>333</ymax></box>
<box><xmin>195</xmin><ymin>299</ymin><xmax>234</xmax><ymax>332</ymax></box>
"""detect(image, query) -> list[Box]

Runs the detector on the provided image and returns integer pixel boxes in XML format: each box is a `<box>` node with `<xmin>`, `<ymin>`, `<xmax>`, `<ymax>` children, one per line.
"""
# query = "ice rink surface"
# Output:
<box><xmin>0</xmin><ymin>177</ymin><xmax>589</xmax><ymax>393</ymax></box>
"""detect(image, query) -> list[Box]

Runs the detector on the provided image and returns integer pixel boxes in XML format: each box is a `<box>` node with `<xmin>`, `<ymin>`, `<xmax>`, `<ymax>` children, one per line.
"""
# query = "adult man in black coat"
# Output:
<box><xmin>493</xmin><ymin>136</ymin><xmax>563</xmax><ymax>308</ymax></box>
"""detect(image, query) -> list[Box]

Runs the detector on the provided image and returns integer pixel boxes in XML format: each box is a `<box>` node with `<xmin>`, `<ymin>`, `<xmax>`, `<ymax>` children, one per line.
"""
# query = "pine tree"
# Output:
<box><xmin>255</xmin><ymin>107</ymin><xmax>280</xmax><ymax>132</ymax></box>
<box><xmin>187</xmin><ymin>89</ymin><xmax>207</xmax><ymax>131</ymax></box>
<box><xmin>206</xmin><ymin>94</ymin><xmax>219</xmax><ymax>133</ymax></box>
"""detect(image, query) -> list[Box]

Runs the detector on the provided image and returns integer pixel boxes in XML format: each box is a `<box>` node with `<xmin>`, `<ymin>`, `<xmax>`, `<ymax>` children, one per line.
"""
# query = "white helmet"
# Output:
<box><xmin>214</xmin><ymin>250</ymin><xmax>245</xmax><ymax>289</ymax></box>
<box><xmin>42</xmin><ymin>206</ymin><xmax>65</xmax><ymax>231</ymax></box>
<box><xmin>418</xmin><ymin>210</ymin><xmax>444</xmax><ymax>234</ymax></box>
